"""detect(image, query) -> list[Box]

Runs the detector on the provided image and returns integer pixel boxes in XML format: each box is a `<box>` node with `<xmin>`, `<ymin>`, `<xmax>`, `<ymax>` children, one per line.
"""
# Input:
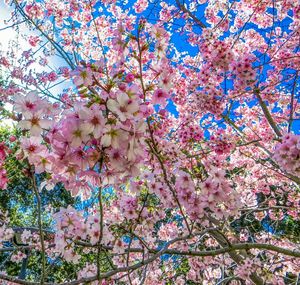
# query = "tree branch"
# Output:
<box><xmin>175</xmin><ymin>0</ymin><xmax>207</xmax><ymax>28</ymax></box>
<box><xmin>254</xmin><ymin>88</ymin><xmax>282</xmax><ymax>137</ymax></box>
<box><xmin>1</xmin><ymin>241</ymin><xmax>300</xmax><ymax>285</ymax></box>
<box><xmin>32</xmin><ymin>173</ymin><xmax>46</xmax><ymax>285</ymax></box>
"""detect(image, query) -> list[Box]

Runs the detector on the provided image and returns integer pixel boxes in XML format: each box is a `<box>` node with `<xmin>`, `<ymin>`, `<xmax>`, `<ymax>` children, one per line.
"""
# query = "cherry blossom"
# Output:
<box><xmin>107</xmin><ymin>92</ymin><xmax>139</xmax><ymax>121</ymax></box>
<box><xmin>18</xmin><ymin>111</ymin><xmax>52</xmax><ymax>136</ymax></box>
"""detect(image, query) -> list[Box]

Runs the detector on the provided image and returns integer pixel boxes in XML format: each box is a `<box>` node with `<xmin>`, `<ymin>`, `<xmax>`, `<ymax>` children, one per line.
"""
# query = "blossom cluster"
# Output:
<box><xmin>273</xmin><ymin>133</ymin><xmax>300</xmax><ymax>176</ymax></box>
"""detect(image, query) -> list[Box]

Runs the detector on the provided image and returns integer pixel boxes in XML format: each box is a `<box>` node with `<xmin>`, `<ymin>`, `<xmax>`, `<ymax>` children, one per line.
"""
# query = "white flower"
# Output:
<box><xmin>40</xmin><ymin>180</ymin><xmax>55</xmax><ymax>191</ymax></box>
<box><xmin>13</xmin><ymin>91</ymin><xmax>46</xmax><ymax>114</ymax></box>
<box><xmin>21</xmin><ymin>230</ymin><xmax>31</xmax><ymax>243</ymax></box>
<box><xmin>127</xmin><ymin>121</ymin><xmax>146</xmax><ymax>161</ymax></box>
<box><xmin>66</xmin><ymin>120</ymin><xmax>93</xmax><ymax>148</ymax></box>
<box><xmin>78</xmin><ymin>105</ymin><xmax>106</xmax><ymax>139</ymax></box>
<box><xmin>101</xmin><ymin>125</ymin><xmax>128</xmax><ymax>149</ymax></box>
<box><xmin>158</xmin><ymin>71</ymin><xmax>173</xmax><ymax>91</ymax></box>
<box><xmin>18</xmin><ymin>112</ymin><xmax>52</xmax><ymax>136</ymax></box>
<box><xmin>107</xmin><ymin>92</ymin><xmax>139</xmax><ymax>121</ymax></box>
<box><xmin>20</xmin><ymin>136</ymin><xmax>43</xmax><ymax>157</ymax></box>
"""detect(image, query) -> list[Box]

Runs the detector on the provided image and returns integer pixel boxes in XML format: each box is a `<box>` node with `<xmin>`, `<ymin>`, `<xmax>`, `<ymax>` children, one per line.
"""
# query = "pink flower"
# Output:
<box><xmin>127</xmin><ymin>120</ymin><xmax>146</xmax><ymax>161</ymax></box>
<box><xmin>28</xmin><ymin>35</ymin><xmax>40</xmax><ymax>47</ymax></box>
<box><xmin>9</xmin><ymin>136</ymin><xmax>17</xmax><ymax>142</ymax></box>
<box><xmin>63</xmin><ymin>119</ymin><xmax>93</xmax><ymax>148</ymax></box>
<box><xmin>25</xmin><ymin>3</ymin><xmax>43</xmax><ymax>19</ymax></box>
<box><xmin>71</xmin><ymin>67</ymin><xmax>93</xmax><ymax>87</ymax></box>
<box><xmin>274</xmin><ymin>133</ymin><xmax>300</xmax><ymax>176</ymax></box>
<box><xmin>176</xmin><ymin>170</ymin><xmax>194</xmax><ymax>189</ymax></box>
<box><xmin>125</xmin><ymin>73</ymin><xmax>135</xmax><ymax>83</ymax></box>
<box><xmin>157</xmin><ymin>222</ymin><xmax>178</xmax><ymax>241</ymax></box>
<box><xmin>113</xmin><ymin>239</ymin><xmax>126</xmax><ymax>254</ymax></box>
<box><xmin>0</xmin><ymin>143</ymin><xmax>7</xmax><ymax>161</ymax></box>
<box><xmin>134</xmin><ymin>0</ymin><xmax>148</xmax><ymax>13</ymax></box>
<box><xmin>152</xmin><ymin>88</ymin><xmax>169</xmax><ymax>107</ymax></box>
<box><xmin>107</xmin><ymin>148</ymin><xmax>127</xmax><ymax>171</ymax></box>
<box><xmin>21</xmin><ymin>137</ymin><xmax>43</xmax><ymax>157</ymax></box>
<box><xmin>101</xmin><ymin>125</ymin><xmax>128</xmax><ymax>149</ymax></box>
<box><xmin>47</xmin><ymin>71</ymin><xmax>58</xmax><ymax>82</ymax></box>
<box><xmin>21</xmin><ymin>230</ymin><xmax>32</xmax><ymax>243</ymax></box>
<box><xmin>78</xmin><ymin>264</ymin><xmax>97</xmax><ymax>281</ymax></box>
<box><xmin>18</xmin><ymin>112</ymin><xmax>52</xmax><ymax>136</ymax></box>
<box><xmin>13</xmin><ymin>91</ymin><xmax>46</xmax><ymax>114</ymax></box>
<box><xmin>0</xmin><ymin>168</ymin><xmax>8</xmax><ymax>189</ymax></box>
<box><xmin>78</xmin><ymin>105</ymin><xmax>106</xmax><ymax>139</ymax></box>
<box><xmin>32</xmin><ymin>151</ymin><xmax>53</xmax><ymax>174</ymax></box>
<box><xmin>0</xmin><ymin>57</ymin><xmax>10</xmax><ymax>67</ymax></box>
<box><xmin>158</xmin><ymin>71</ymin><xmax>173</xmax><ymax>91</ymax></box>
<box><xmin>107</xmin><ymin>92</ymin><xmax>139</xmax><ymax>121</ymax></box>
<box><xmin>11</xmin><ymin>251</ymin><xmax>27</xmax><ymax>263</ymax></box>
<box><xmin>119</xmin><ymin>194</ymin><xmax>139</xmax><ymax>219</ymax></box>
